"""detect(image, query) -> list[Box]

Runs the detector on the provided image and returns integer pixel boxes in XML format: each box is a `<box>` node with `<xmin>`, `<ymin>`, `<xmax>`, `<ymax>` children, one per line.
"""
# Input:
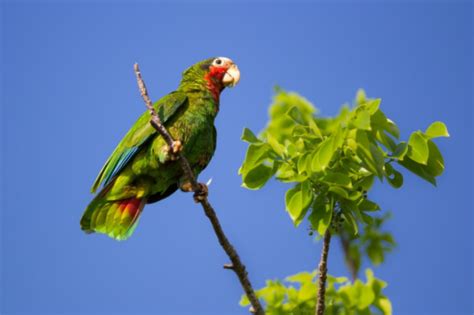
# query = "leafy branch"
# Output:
<box><xmin>241</xmin><ymin>269</ymin><xmax>392</xmax><ymax>315</ymax></box>
<box><xmin>133</xmin><ymin>63</ymin><xmax>265</xmax><ymax>315</ymax></box>
<box><xmin>238</xmin><ymin>88</ymin><xmax>448</xmax><ymax>314</ymax></box>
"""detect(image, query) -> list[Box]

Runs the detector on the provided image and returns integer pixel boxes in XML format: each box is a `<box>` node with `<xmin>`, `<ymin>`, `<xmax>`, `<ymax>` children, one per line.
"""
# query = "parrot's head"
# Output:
<box><xmin>180</xmin><ymin>57</ymin><xmax>240</xmax><ymax>101</ymax></box>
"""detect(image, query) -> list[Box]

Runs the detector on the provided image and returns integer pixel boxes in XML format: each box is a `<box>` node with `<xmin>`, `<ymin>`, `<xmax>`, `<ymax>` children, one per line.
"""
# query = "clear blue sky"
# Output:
<box><xmin>1</xmin><ymin>1</ymin><xmax>472</xmax><ymax>315</ymax></box>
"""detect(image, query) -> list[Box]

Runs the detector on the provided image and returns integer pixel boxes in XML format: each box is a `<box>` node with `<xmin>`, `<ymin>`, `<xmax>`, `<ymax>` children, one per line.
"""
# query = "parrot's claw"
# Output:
<box><xmin>193</xmin><ymin>183</ymin><xmax>208</xmax><ymax>203</ymax></box>
<box><xmin>159</xmin><ymin>140</ymin><xmax>182</xmax><ymax>163</ymax></box>
<box><xmin>171</xmin><ymin>140</ymin><xmax>183</xmax><ymax>154</ymax></box>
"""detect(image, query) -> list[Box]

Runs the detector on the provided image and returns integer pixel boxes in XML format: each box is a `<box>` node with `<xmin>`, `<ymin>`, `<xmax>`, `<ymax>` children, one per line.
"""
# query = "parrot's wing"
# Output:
<box><xmin>91</xmin><ymin>91</ymin><xmax>188</xmax><ymax>193</ymax></box>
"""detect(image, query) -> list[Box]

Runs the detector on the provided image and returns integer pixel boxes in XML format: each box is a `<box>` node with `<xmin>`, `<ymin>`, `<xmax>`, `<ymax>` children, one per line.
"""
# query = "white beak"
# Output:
<box><xmin>222</xmin><ymin>64</ymin><xmax>241</xmax><ymax>87</ymax></box>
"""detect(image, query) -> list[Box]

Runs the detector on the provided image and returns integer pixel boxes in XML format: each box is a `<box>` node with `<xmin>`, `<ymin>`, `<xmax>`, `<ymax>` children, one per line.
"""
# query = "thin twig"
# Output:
<box><xmin>133</xmin><ymin>63</ymin><xmax>265</xmax><ymax>315</ymax></box>
<box><xmin>316</xmin><ymin>229</ymin><xmax>332</xmax><ymax>315</ymax></box>
<box><xmin>340</xmin><ymin>233</ymin><xmax>358</xmax><ymax>281</ymax></box>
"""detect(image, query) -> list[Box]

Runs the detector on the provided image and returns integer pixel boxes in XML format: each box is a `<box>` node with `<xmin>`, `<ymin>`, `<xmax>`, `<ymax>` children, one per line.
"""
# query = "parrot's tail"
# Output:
<box><xmin>80</xmin><ymin>195</ymin><xmax>147</xmax><ymax>241</ymax></box>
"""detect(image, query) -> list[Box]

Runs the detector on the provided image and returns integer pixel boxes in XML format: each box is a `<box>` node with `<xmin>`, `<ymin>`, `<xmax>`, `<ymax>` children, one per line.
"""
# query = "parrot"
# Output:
<box><xmin>80</xmin><ymin>57</ymin><xmax>240</xmax><ymax>241</ymax></box>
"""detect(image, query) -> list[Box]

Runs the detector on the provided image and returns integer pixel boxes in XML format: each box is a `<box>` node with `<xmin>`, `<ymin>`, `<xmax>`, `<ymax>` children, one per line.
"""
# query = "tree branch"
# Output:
<box><xmin>316</xmin><ymin>229</ymin><xmax>332</xmax><ymax>315</ymax></box>
<box><xmin>133</xmin><ymin>63</ymin><xmax>265</xmax><ymax>315</ymax></box>
<box><xmin>340</xmin><ymin>233</ymin><xmax>358</xmax><ymax>281</ymax></box>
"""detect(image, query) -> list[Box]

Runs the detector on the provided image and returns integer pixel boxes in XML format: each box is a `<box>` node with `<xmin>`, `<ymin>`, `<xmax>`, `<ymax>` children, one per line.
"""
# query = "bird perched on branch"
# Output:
<box><xmin>80</xmin><ymin>57</ymin><xmax>240</xmax><ymax>240</ymax></box>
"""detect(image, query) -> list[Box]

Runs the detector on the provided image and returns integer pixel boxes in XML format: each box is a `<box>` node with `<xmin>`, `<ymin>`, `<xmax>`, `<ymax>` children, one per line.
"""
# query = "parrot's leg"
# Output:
<box><xmin>180</xmin><ymin>180</ymin><xmax>208</xmax><ymax>203</ymax></box>
<box><xmin>193</xmin><ymin>183</ymin><xmax>208</xmax><ymax>202</ymax></box>
<box><xmin>158</xmin><ymin>140</ymin><xmax>183</xmax><ymax>163</ymax></box>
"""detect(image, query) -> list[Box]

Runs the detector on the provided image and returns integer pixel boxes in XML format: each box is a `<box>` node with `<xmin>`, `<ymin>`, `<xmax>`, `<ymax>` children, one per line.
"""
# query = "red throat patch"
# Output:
<box><xmin>204</xmin><ymin>66</ymin><xmax>227</xmax><ymax>102</ymax></box>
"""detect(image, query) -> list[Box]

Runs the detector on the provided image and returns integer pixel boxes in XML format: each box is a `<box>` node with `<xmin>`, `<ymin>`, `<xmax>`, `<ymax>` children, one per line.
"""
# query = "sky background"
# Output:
<box><xmin>1</xmin><ymin>1</ymin><xmax>472</xmax><ymax>315</ymax></box>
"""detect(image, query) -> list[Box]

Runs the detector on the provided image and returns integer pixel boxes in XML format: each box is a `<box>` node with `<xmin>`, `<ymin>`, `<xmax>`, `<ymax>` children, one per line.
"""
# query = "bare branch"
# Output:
<box><xmin>316</xmin><ymin>229</ymin><xmax>332</xmax><ymax>315</ymax></box>
<box><xmin>340</xmin><ymin>233</ymin><xmax>358</xmax><ymax>281</ymax></box>
<box><xmin>133</xmin><ymin>63</ymin><xmax>265</xmax><ymax>315</ymax></box>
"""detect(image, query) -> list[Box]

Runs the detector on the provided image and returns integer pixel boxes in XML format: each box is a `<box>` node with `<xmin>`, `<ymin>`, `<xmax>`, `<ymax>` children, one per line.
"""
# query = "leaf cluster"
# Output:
<box><xmin>240</xmin><ymin>269</ymin><xmax>391</xmax><ymax>315</ymax></box>
<box><xmin>239</xmin><ymin>89</ymin><xmax>448</xmax><ymax>236</ymax></box>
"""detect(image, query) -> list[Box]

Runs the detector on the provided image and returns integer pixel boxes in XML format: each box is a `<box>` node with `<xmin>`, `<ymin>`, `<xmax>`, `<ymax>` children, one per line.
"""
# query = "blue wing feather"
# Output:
<box><xmin>91</xmin><ymin>91</ymin><xmax>187</xmax><ymax>193</ymax></box>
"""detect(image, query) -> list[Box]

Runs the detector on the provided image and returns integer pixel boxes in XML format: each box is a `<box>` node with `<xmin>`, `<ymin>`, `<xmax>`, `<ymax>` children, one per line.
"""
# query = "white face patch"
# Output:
<box><xmin>212</xmin><ymin>57</ymin><xmax>233</xmax><ymax>67</ymax></box>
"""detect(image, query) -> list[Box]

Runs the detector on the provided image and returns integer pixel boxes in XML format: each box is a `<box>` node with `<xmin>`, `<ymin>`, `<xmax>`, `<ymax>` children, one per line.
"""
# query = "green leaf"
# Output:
<box><xmin>425</xmin><ymin>121</ymin><xmax>449</xmax><ymax>138</ymax></box>
<box><xmin>308</xmin><ymin>118</ymin><xmax>323</xmax><ymax>138</ymax></box>
<box><xmin>276</xmin><ymin>163</ymin><xmax>307</xmax><ymax>183</ymax></box>
<box><xmin>242</xmin><ymin>164</ymin><xmax>274</xmax><ymax>190</ymax></box>
<box><xmin>266</xmin><ymin>132</ymin><xmax>286</xmax><ymax>157</ymax></box>
<box><xmin>343</xmin><ymin>209</ymin><xmax>359</xmax><ymax>235</ymax></box>
<box><xmin>321</xmin><ymin>172</ymin><xmax>352</xmax><ymax>188</ymax></box>
<box><xmin>407</xmin><ymin>131</ymin><xmax>429</xmax><ymax>165</ymax></box>
<box><xmin>370</xmin><ymin>109</ymin><xmax>388</xmax><ymax>130</ymax></box>
<box><xmin>239</xmin><ymin>294</ymin><xmax>250</xmax><ymax>306</ymax></box>
<box><xmin>348</xmin><ymin>190</ymin><xmax>363</xmax><ymax>201</ymax></box>
<box><xmin>297</xmin><ymin>153</ymin><xmax>312</xmax><ymax>175</ymax></box>
<box><xmin>377</xmin><ymin>297</ymin><xmax>392</xmax><ymax>315</ymax></box>
<box><xmin>287</xmin><ymin>106</ymin><xmax>307</xmax><ymax>125</ymax></box>
<box><xmin>292</xmin><ymin>125</ymin><xmax>307</xmax><ymax>137</ymax></box>
<box><xmin>241</xmin><ymin>128</ymin><xmax>261</xmax><ymax>144</ymax></box>
<box><xmin>425</xmin><ymin>140</ymin><xmax>445</xmax><ymax>176</ymax></box>
<box><xmin>355</xmin><ymin>89</ymin><xmax>367</xmax><ymax>105</ymax></box>
<box><xmin>391</xmin><ymin>142</ymin><xmax>408</xmax><ymax>160</ymax></box>
<box><xmin>311</xmin><ymin>137</ymin><xmax>335</xmax><ymax>172</ymax></box>
<box><xmin>360</xmin><ymin>212</ymin><xmax>374</xmax><ymax>224</ymax></box>
<box><xmin>239</xmin><ymin>143</ymin><xmax>271</xmax><ymax>175</ymax></box>
<box><xmin>375</xmin><ymin>130</ymin><xmax>396</xmax><ymax>151</ymax></box>
<box><xmin>369</xmin><ymin>143</ymin><xmax>386</xmax><ymax>178</ymax></box>
<box><xmin>309</xmin><ymin>194</ymin><xmax>333</xmax><ymax>235</ymax></box>
<box><xmin>398</xmin><ymin>157</ymin><xmax>437</xmax><ymax>186</ymax></box>
<box><xmin>367</xmin><ymin>243</ymin><xmax>384</xmax><ymax>265</ymax></box>
<box><xmin>355</xmin><ymin>130</ymin><xmax>382</xmax><ymax>178</ymax></box>
<box><xmin>365</xmin><ymin>99</ymin><xmax>381</xmax><ymax>115</ymax></box>
<box><xmin>384</xmin><ymin>163</ymin><xmax>403</xmax><ymax>188</ymax></box>
<box><xmin>357</xmin><ymin>175</ymin><xmax>375</xmax><ymax>191</ymax></box>
<box><xmin>385</xmin><ymin>119</ymin><xmax>400</xmax><ymax>139</ymax></box>
<box><xmin>354</xmin><ymin>281</ymin><xmax>375</xmax><ymax>310</ymax></box>
<box><xmin>298</xmin><ymin>282</ymin><xmax>317</xmax><ymax>302</ymax></box>
<box><xmin>285</xmin><ymin>182</ymin><xmax>313</xmax><ymax>226</ymax></box>
<box><xmin>332</xmin><ymin>127</ymin><xmax>345</xmax><ymax>151</ymax></box>
<box><xmin>353</xmin><ymin>109</ymin><xmax>371</xmax><ymax>130</ymax></box>
<box><xmin>358</xmin><ymin>199</ymin><xmax>381</xmax><ymax>212</ymax></box>
<box><xmin>285</xmin><ymin>271</ymin><xmax>316</xmax><ymax>284</ymax></box>
<box><xmin>329</xmin><ymin>186</ymin><xmax>349</xmax><ymax>199</ymax></box>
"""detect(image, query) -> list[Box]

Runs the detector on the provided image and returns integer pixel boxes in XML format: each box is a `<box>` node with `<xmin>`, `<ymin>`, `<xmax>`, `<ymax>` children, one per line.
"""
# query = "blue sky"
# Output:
<box><xmin>1</xmin><ymin>1</ymin><xmax>472</xmax><ymax>315</ymax></box>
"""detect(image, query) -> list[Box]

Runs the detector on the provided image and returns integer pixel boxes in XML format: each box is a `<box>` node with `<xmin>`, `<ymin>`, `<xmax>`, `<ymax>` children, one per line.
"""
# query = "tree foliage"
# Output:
<box><xmin>239</xmin><ymin>88</ymin><xmax>448</xmax><ymax>235</ymax></box>
<box><xmin>238</xmin><ymin>88</ymin><xmax>448</xmax><ymax>314</ymax></box>
<box><xmin>240</xmin><ymin>269</ymin><xmax>391</xmax><ymax>315</ymax></box>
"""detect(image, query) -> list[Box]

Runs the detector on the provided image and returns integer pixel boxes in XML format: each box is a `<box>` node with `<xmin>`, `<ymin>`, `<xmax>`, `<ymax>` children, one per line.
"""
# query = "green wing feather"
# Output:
<box><xmin>91</xmin><ymin>91</ymin><xmax>187</xmax><ymax>193</ymax></box>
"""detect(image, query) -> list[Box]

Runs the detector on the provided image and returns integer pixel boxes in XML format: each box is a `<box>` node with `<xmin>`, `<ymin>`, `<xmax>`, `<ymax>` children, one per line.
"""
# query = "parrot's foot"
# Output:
<box><xmin>159</xmin><ymin>140</ymin><xmax>183</xmax><ymax>163</ymax></box>
<box><xmin>193</xmin><ymin>183</ymin><xmax>208</xmax><ymax>203</ymax></box>
<box><xmin>171</xmin><ymin>140</ymin><xmax>182</xmax><ymax>154</ymax></box>
<box><xmin>180</xmin><ymin>181</ymin><xmax>193</xmax><ymax>192</ymax></box>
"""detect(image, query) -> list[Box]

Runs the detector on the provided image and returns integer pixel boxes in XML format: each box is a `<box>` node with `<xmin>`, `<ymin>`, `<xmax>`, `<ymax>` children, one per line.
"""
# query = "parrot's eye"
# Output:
<box><xmin>214</xmin><ymin>58</ymin><xmax>223</xmax><ymax>66</ymax></box>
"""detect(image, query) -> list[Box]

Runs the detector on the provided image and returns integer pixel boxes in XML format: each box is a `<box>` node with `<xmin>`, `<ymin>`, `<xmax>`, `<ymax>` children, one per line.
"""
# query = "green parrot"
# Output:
<box><xmin>80</xmin><ymin>57</ymin><xmax>240</xmax><ymax>241</ymax></box>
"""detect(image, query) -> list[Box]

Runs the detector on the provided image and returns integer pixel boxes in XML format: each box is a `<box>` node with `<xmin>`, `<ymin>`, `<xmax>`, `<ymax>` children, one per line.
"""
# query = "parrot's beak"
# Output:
<box><xmin>222</xmin><ymin>64</ymin><xmax>240</xmax><ymax>87</ymax></box>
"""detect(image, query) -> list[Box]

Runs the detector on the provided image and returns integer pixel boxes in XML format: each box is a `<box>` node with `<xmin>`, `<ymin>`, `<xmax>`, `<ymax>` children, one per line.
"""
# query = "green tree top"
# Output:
<box><xmin>239</xmin><ymin>88</ymin><xmax>449</xmax><ymax>236</ymax></box>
